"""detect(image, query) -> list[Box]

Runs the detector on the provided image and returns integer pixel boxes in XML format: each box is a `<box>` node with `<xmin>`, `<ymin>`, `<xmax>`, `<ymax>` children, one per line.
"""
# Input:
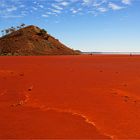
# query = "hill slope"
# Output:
<box><xmin>0</xmin><ymin>25</ymin><xmax>80</xmax><ymax>55</ymax></box>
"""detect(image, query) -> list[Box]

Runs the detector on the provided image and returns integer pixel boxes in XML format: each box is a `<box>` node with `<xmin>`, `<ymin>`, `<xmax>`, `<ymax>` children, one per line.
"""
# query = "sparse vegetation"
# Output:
<box><xmin>1</xmin><ymin>23</ymin><xmax>26</xmax><ymax>36</ymax></box>
<box><xmin>41</xmin><ymin>29</ymin><xmax>47</xmax><ymax>34</ymax></box>
<box><xmin>0</xmin><ymin>25</ymin><xmax>80</xmax><ymax>56</ymax></box>
<box><xmin>37</xmin><ymin>29</ymin><xmax>47</xmax><ymax>36</ymax></box>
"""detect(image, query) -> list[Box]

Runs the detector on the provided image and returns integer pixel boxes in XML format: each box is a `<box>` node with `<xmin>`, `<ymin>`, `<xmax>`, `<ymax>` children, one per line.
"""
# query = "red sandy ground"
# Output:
<box><xmin>0</xmin><ymin>55</ymin><xmax>140</xmax><ymax>139</ymax></box>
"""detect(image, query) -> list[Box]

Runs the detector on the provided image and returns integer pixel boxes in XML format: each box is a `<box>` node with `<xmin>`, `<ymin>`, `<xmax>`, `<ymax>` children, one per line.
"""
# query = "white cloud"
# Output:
<box><xmin>42</xmin><ymin>14</ymin><xmax>49</xmax><ymax>17</ymax></box>
<box><xmin>52</xmin><ymin>4</ymin><xmax>63</xmax><ymax>10</ymax></box>
<box><xmin>1</xmin><ymin>15</ymin><xmax>23</xmax><ymax>18</ymax></box>
<box><xmin>6</xmin><ymin>6</ymin><xmax>17</xmax><ymax>12</ymax></box>
<box><xmin>97</xmin><ymin>7</ymin><xmax>108</xmax><ymax>12</ymax></box>
<box><xmin>82</xmin><ymin>0</ymin><xmax>93</xmax><ymax>5</ymax></box>
<box><xmin>32</xmin><ymin>7</ymin><xmax>38</xmax><ymax>10</ymax></box>
<box><xmin>0</xmin><ymin>0</ymin><xmax>133</xmax><ymax>18</ymax></box>
<box><xmin>109</xmin><ymin>2</ymin><xmax>124</xmax><ymax>10</ymax></box>
<box><xmin>70</xmin><ymin>7</ymin><xmax>82</xmax><ymax>14</ymax></box>
<box><xmin>39</xmin><ymin>5</ymin><xmax>44</xmax><ymax>8</ymax></box>
<box><xmin>122</xmin><ymin>0</ymin><xmax>131</xmax><ymax>5</ymax></box>
<box><xmin>60</xmin><ymin>2</ymin><xmax>69</xmax><ymax>6</ymax></box>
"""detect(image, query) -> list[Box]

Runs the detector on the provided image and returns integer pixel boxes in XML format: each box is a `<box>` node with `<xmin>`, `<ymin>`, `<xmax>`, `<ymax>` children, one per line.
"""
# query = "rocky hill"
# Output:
<box><xmin>0</xmin><ymin>25</ymin><xmax>80</xmax><ymax>55</ymax></box>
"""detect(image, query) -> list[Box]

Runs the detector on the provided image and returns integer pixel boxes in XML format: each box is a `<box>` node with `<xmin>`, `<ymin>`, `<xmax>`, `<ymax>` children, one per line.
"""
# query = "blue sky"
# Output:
<box><xmin>0</xmin><ymin>0</ymin><xmax>140</xmax><ymax>52</ymax></box>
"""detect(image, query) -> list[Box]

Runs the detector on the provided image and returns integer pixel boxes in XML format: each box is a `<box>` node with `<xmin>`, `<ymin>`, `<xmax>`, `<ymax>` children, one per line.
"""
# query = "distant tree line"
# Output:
<box><xmin>1</xmin><ymin>23</ymin><xmax>26</xmax><ymax>36</ymax></box>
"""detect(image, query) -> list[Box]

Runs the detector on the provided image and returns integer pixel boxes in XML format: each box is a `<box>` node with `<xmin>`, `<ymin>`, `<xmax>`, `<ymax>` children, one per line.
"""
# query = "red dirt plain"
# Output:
<box><xmin>0</xmin><ymin>55</ymin><xmax>140</xmax><ymax>139</ymax></box>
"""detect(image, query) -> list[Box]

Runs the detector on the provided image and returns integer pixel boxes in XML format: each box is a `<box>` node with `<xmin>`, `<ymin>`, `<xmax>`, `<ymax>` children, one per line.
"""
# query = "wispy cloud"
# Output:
<box><xmin>1</xmin><ymin>15</ymin><xmax>23</xmax><ymax>18</ymax></box>
<box><xmin>97</xmin><ymin>7</ymin><xmax>108</xmax><ymax>13</ymax></box>
<box><xmin>0</xmin><ymin>0</ymin><xmax>133</xmax><ymax>18</ymax></box>
<box><xmin>122</xmin><ymin>0</ymin><xmax>132</xmax><ymax>5</ymax></box>
<box><xmin>6</xmin><ymin>6</ymin><xmax>17</xmax><ymax>12</ymax></box>
<box><xmin>109</xmin><ymin>2</ymin><xmax>124</xmax><ymax>10</ymax></box>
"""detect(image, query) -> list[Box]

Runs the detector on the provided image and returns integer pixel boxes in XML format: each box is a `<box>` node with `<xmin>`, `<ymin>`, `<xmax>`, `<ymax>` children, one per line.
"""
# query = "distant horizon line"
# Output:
<box><xmin>82</xmin><ymin>52</ymin><xmax>140</xmax><ymax>54</ymax></box>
